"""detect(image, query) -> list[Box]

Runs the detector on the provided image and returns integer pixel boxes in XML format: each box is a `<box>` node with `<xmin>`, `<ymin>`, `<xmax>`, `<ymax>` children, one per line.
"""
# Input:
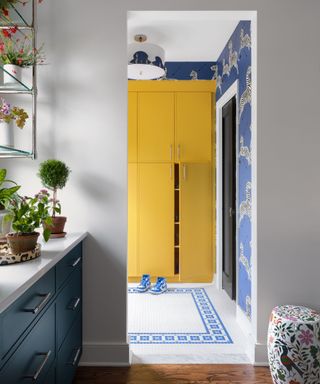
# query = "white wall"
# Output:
<box><xmin>3</xmin><ymin>0</ymin><xmax>320</xmax><ymax>365</ymax></box>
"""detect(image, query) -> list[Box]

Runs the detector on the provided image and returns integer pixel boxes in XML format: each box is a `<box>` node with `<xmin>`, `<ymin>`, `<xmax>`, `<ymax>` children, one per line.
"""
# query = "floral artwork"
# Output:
<box><xmin>268</xmin><ymin>305</ymin><xmax>320</xmax><ymax>384</ymax></box>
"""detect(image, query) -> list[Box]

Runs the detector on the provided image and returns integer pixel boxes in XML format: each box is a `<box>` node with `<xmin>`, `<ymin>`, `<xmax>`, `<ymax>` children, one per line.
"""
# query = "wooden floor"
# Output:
<box><xmin>74</xmin><ymin>365</ymin><xmax>273</xmax><ymax>384</ymax></box>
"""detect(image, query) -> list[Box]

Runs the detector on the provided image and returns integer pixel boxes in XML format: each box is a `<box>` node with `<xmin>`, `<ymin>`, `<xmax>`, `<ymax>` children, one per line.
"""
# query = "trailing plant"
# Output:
<box><xmin>38</xmin><ymin>159</ymin><xmax>70</xmax><ymax>217</ymax></box>
<box><xmin>0</xmin><ymin>97</ymin><xmax>28</xmax><ymax>128</ymax></box>
<box><xmin>0</xmin><ymin>168</ymin><xmax>20</xmax><ymax>209</ymax></box>
<box><xmin>8</xmin><ymin>192</ymin><xmax>52</xmax><ymax>241</ymax></box>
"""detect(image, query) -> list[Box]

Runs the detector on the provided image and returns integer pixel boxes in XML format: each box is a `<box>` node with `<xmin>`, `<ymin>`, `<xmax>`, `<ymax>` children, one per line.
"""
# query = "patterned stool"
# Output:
<box><xmin>268</xmin><ymin>305</ymin><xmax>320</xmax><ymax>384</ymax></box>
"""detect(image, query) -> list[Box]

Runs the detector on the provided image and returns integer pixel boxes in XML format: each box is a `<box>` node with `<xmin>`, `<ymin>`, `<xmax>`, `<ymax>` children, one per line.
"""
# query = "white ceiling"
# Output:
<box><xmin>128</xmin><ymin>11</ymin><xmax>249</xmax><ymax>61</ymax></box>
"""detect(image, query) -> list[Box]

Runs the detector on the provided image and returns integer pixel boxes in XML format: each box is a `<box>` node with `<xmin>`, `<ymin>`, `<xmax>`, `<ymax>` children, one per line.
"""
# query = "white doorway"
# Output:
<box><xmin>127</xmin><ymin>10</ymin><xmax>257</xmax><ymax>365</ymax></box>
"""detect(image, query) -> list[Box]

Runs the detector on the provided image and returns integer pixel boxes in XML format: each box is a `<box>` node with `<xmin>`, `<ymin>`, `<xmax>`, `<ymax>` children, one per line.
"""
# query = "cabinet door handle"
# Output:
<box><xmin>68</xmin><ymin>297</ymin><xmax>81</xmax><ymax>311</ymax></box>
<box><xmin>170</xmin><ymin>144</ymin><xmax>173</xmax><ymax>161</ymax></box>
<box><xmin>183</xmin><ymin>164</ymin><xmax>187</xmax><ymax>180</ymax></box>
<box><xmin>68</xmin><ymin>347</ymin><xmax>81</xmax><ymax>366</ymax></box>
<box><xmin>24</xmin><ymin>292</ymin><xmax>52</xmax><ymax>314</ymax></box>
<box><xmin>24</xmin><ymin>350</ymin><xmax>52</xmax><ymax>381</ymax></box>
<box><xmin>177</xmin><ymin>144</ymin><xmax>181</xmax><ymax>161</ymax></box>
<box><xmin>70</xmin><ymin>256</ymin><xmax>81</xmax><ymax>268</ymax></box>
<box><xmin>170</xmin><ymin>164</ymin><xmax>173</xmax><ymax>179</ymax></box>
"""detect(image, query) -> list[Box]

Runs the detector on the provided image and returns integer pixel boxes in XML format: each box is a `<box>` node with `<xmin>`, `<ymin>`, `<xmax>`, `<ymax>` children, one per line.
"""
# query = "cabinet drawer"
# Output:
<box><xmin>57</xmin><ymin>314</ymin><xmax>82</xmax><ymax>384</ymax></box>
<box><xmin>56</xmin><ymin>243</ymin><xmax>82</xmax><ymax>290</ymax></box>
<box><xmin>56</xmin><ymin>267</ymin><xmax>82</xmax><ymax>349</ymax></box>
<box><xmin>0</xmin><ymin>304</ymin><xmax>55</xmax><ymax>384</ymax></box>
<box><xmin>1</xmin><ymin>268</ymin><xmax>55</xmax><ymax>360</ymax></box>
<box><xmin>43</xmin><ymin>360</ymin><xmax>56</xmax><ymax>384</ymax></box>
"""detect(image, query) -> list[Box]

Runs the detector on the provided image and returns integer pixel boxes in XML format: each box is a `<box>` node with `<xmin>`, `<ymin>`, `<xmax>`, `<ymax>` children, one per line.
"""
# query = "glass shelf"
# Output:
<box><xmin>0</xmin><ymin>86</ymin><xmax>33</xmax><ymax>94</ymax></box>
<box><xmin>0</xmin><ymin>2</ymin><xmax>33</xmax><ymax>28</ymax></box>
<box><xmin>0</xmin><ymin>145</ymin><xmax>33</xmax><ymax>158</ymax></box>
<box><xmin>0</xmin><ymin>0</ymin><xmax>37</xmax><ymax>159</ymax></box>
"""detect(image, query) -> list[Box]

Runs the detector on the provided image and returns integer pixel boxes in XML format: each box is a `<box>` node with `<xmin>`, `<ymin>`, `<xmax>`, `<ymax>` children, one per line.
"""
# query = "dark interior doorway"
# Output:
<box><xmin>222</xmin><ymin>96</ymin><xmax>237</xmax><ymax>300</ymax></box>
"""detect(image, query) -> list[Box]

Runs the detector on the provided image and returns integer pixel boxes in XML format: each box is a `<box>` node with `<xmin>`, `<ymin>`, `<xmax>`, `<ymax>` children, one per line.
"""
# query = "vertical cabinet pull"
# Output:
<box><xmin>170</xmin><ymin>144</ymin><xmax>173</xmax><ymax>161</ymax></box>
<box><xmin>183</xmin><ymin>164</ymin><xmax>187</xmax><ymax>180</ymax></box>
<box><xmin>68</xmin><ymin>347</ymin><xmax>81</xmax><ymax>366</ymax></box>
<box><xmin>170</xmin><ymin>164</ymin><xmax>173</xmax><ymax>179</ymax></box>
<box><xmin>177</xmin><ymin>144</ymin><xmax>181</xmax><ymax>161</ymax></box>
<box><xmin>70</xmin><ymin>257</ymin><xmax>81</xmax><ymax>268</ymax></box>
<box><xmin>24</xmin><ymin>350</ymin><xmax>52</xmax><ymax>381</ymax></box>
<box><xmin>67</xmin><ymin>297</ymin><xmax>81</xmax><ymax>311</ymax></box>
<box><xmin>24</xmin><ymin>292</ymin><xmax>52</xmax><ymax>314</ymax></box>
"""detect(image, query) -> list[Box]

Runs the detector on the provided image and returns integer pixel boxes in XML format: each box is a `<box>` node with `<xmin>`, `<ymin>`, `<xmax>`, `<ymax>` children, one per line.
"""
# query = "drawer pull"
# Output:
<box><xmin>70</xmin><ymin>257</ymin><xmax>81</xmax><ymax>268</ymax></box>
<box><xmin>24</xmin><ymin>350</ymin><xmax>52</xmax><ymax>381</ymax></box>
<box><xmin>68</xmin><ymin>347</ymin><xmax>81</xmax><ymax>366</ymax></box>
<box><xmin>68</xmin><ymin>297</ymin><xmax>81</xmax><ymax>311</ymax></box>
<box><xmin>25</xmin><ymin>292</ymin><xmax>52</xmax><ymax>314</ymax></box>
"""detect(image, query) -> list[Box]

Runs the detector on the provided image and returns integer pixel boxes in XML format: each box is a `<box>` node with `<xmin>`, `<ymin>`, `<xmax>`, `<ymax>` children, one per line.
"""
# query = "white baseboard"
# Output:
<box><xmin>254</xmin><ymin>342</ymin><xmax>269</xmax><ymax>366</ymax></box>
<box><xmin>80</xmin><ymin>341</ymin><xmax>130</xmax><ymax>366</ymax></box>
<box><xmin>236</xmin><ymin>305</ymin><xmax>252</xmax><ymax>336</ymax></box>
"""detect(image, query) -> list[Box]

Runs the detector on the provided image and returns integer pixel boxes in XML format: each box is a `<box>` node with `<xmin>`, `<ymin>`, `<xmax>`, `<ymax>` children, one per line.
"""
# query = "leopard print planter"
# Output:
<box><xmin>0</xmin><ymin>242</ymin><xmax>41</xmax><ymax>265</ymax></box>
<box><xmin>268</xmin><ymin>305</ymin><xmax>320</xmax><ymax>384</ymax></box>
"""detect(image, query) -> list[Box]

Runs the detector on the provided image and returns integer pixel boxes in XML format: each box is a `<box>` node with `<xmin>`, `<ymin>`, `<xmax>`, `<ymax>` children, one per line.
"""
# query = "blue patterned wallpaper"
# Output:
<box><xmin>216</xmin><ymin>21</ymin><xmax>252</xmax><ymax>319</ymax></box>
<box><xmin>165</xmin><ymin>62</ymin><xmax>215</xmax><ymax>80</ymax></box>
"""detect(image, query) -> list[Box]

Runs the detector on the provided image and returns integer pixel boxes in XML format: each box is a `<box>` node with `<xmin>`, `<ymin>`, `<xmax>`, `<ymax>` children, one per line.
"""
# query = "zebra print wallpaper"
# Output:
<box><xmin>216</xmin><ymin>20</ymin><xmax>252</xmax><ymax>319</ymax></box>
<box><xmin>164</xmin><ymin>62</ymin><xmax>216</xmax><ymax>80</ymax></box>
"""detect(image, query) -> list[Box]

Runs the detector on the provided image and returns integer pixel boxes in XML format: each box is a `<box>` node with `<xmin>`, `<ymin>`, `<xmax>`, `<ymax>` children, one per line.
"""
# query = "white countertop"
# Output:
<box><xmin>0</xmin><ymin>232</ymin><xmax>87</xmax><ymax>314</ymax></box>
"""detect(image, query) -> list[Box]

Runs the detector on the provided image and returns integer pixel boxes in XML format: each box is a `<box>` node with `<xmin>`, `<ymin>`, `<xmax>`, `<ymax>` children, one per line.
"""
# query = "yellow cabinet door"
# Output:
<box><xmin>128</xmin><ymin>92</ymin><xmax>138</xmax><ymax>163</ymax></box>
<box><xmin>138</xmin><ymin>93</ymin><xmax>174</xmax><ymax>162</ymax></box>
<box><xmin>128</xmin><ymin>164</ymin><xmax>138</xmax><ymax>276</ymax></box>
<box><xmin>138</xmin><ymin>163</ymin><xmax>174</xmax><ymax>277</ymax></box>
<box><xmin>180</xmin><ymin>163</ymin><xmax>213</xmax><ymax>282</ymax></box>
<box><xmin>175</xmin><ymin>92</ymin><xmax>212</xmax><ymax>162</ymax></box>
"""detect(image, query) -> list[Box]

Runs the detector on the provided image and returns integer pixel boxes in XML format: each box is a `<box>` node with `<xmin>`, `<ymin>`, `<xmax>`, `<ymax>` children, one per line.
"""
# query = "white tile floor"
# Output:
<box><xmin>128</xmin><ymin>283</ymin><xmax>251</xmax><ymax>364</ymax></box>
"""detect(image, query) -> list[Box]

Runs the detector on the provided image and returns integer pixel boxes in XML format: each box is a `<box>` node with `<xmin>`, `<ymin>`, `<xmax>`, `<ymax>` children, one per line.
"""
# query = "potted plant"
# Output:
<box><xmin>38</xmin><ymin>159</ymin><xmax>70</xmax><ymax>237</ymax></box>
<box><xmin>0</xmin><ymin>29</ymin><xmax>45</xmax><ymax>87</ymax></box>
<box><xmin>6</xmin><ymin>192</ymin><xmax>52</xmax><ymax>254</ymax></box>
<box><xmin>0</xmin><ymin>97</ymin><xmax>28</xmax><ymax>147</ymax></box>
<box><xmin>0</xmin><ymin>168</ymin><xmax>20</xmax><ymax>240</ymax></box>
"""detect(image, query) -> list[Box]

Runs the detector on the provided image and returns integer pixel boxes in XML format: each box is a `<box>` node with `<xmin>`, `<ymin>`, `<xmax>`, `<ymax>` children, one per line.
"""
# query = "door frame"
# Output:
<box><xmin>215</xmin><ymin>80</ymin><xmax>239</xmax><ymax>305</ymax></box>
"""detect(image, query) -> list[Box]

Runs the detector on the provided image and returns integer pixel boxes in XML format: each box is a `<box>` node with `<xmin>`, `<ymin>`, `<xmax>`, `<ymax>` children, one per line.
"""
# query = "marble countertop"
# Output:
<box><xmin>0</xmin><ymin>232</ymin><xmax>87</xmax><ymax>314</ymax></box>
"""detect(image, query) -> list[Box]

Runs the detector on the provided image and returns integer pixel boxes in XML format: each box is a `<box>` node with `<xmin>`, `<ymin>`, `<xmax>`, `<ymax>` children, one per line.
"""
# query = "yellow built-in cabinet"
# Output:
<box><xmin>128</xmin><ymin>80</ymin><xmax>216</xmax><ymax>282</ymax></box>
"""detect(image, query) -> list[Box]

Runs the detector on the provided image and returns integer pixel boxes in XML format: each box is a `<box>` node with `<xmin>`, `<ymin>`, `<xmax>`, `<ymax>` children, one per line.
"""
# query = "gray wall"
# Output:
<box><xmin>3</xmin><ymin>0</ymin><xmax>320</xmax><ymax>364</ymax></box>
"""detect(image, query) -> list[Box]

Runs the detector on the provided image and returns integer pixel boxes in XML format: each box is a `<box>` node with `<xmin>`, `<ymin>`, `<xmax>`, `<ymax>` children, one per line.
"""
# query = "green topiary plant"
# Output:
<box><xmin>38</xmin><ymin>159</ymin><xmax>70</xmax><ymax>217</ymax></box>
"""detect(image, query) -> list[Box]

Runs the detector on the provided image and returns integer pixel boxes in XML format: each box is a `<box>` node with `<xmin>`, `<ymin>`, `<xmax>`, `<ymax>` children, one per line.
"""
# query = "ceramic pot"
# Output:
<box><xmin>3</xmin><ymin>64</ymin><xmax>22</xmax><ymax>87</ymax></box>
<box><xmin>6</xmin><ymin>232</ymin><xmax>39</xmax><ymax>254</ymax></box>
<box><xmin>46</xmin><ymin>216</ymin><xmax>67</xmax><ymax>234</ymax></box>
<box><xmin>0</xmin><ymin>120</ymin><xmax>14</xmax><ymax>147</ymax></box>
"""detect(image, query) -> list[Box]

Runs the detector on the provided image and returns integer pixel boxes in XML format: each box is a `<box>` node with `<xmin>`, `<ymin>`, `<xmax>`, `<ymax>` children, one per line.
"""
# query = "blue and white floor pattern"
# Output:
<box><xmin>128</xmin><ymin>284</ymin><xmax>251</xmax><ymax>364</ymax></box>
<box><xmin>128</xmin><ymin>287</ymin><xmax>232</xmax><ymax>345</ymax></box>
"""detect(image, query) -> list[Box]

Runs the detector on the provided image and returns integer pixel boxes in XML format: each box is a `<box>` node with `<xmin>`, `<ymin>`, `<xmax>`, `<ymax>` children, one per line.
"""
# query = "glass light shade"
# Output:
<box><xmin>128</xmin><ymin>42</ymin><xmax>165</xmax><ymax>80</ymax></box>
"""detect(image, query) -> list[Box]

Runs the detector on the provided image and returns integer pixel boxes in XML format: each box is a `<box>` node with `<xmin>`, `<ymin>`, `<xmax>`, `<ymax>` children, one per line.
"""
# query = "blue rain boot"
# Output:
<box><xmin>136</xmin><ymin>274</ymin><xmax>151</xmax><ymax>292</ymax></box>
<box><xmin>150</xmin><ymin>277</ymin><xmax>167</xmax><ymax>295</ymax></box>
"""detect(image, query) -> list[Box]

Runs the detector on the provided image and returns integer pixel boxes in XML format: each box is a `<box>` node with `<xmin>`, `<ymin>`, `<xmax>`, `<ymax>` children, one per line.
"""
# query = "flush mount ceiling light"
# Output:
<box><xmin>128</xmin><ymin>34</ymin><xmax>166</xmax><ymax>80</ymax></box>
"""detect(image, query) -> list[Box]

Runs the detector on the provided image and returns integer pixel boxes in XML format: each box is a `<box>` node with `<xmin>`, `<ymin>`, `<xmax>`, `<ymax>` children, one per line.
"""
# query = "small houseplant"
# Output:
<box><xmin>0</xmin><ymin>97</ymin><xmax>28</xmax><ymax>146</ymax></box>
<box><xmin>6</xmin><ymin>192</ymin><xmax>52</xmax><ymax>254</ymax></box>
<box><xmin>0</xmin><ymin>29</ymin><xmax>45</xmax><ymax>86</ymax></box>
<box><xmin>38</xmin><ymin>159</ymin><xmax>70</xmax><ymax>237</ymax></box>
<box><xmin>0</xmin><ymin>168</ymin><xmax>20</xmax><ymax>240</ymax></box>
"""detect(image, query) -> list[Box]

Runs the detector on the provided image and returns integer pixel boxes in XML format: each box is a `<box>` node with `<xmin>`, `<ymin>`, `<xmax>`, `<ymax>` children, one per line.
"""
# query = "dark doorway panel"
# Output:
<box><xmin>222</xmin><ymin>96</ymin><xmax>237</xmax><ymax>300</ymax></box>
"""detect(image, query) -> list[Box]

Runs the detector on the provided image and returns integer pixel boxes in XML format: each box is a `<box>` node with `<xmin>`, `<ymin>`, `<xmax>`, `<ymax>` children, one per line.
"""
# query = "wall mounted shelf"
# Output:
<box><xmin>0</xmin><ymin>0</ymin><xmax>38</xmax><ymax>159</ymax></box>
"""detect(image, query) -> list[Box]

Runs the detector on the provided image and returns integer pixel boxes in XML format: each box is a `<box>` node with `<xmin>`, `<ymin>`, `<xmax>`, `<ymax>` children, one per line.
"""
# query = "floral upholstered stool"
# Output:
<box><xmin>268</xmin><ymin>305</ymin><xmax>320</xmax><ymax>384</ymax></box>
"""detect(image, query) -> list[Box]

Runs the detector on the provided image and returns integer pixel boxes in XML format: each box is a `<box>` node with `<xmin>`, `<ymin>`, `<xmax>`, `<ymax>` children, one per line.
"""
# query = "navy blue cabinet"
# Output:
<box><xmin>0</xmin><ymin>241</ymin><xmax>83</xmax><ymax>384</ymax></box>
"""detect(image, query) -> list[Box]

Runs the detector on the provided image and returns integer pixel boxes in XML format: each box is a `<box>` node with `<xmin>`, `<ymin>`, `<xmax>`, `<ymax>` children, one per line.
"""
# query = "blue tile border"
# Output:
<box><xmin>128</xmin><ymin>288</ymin><xmax>233</xmax><ymax>344</ymax></box>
